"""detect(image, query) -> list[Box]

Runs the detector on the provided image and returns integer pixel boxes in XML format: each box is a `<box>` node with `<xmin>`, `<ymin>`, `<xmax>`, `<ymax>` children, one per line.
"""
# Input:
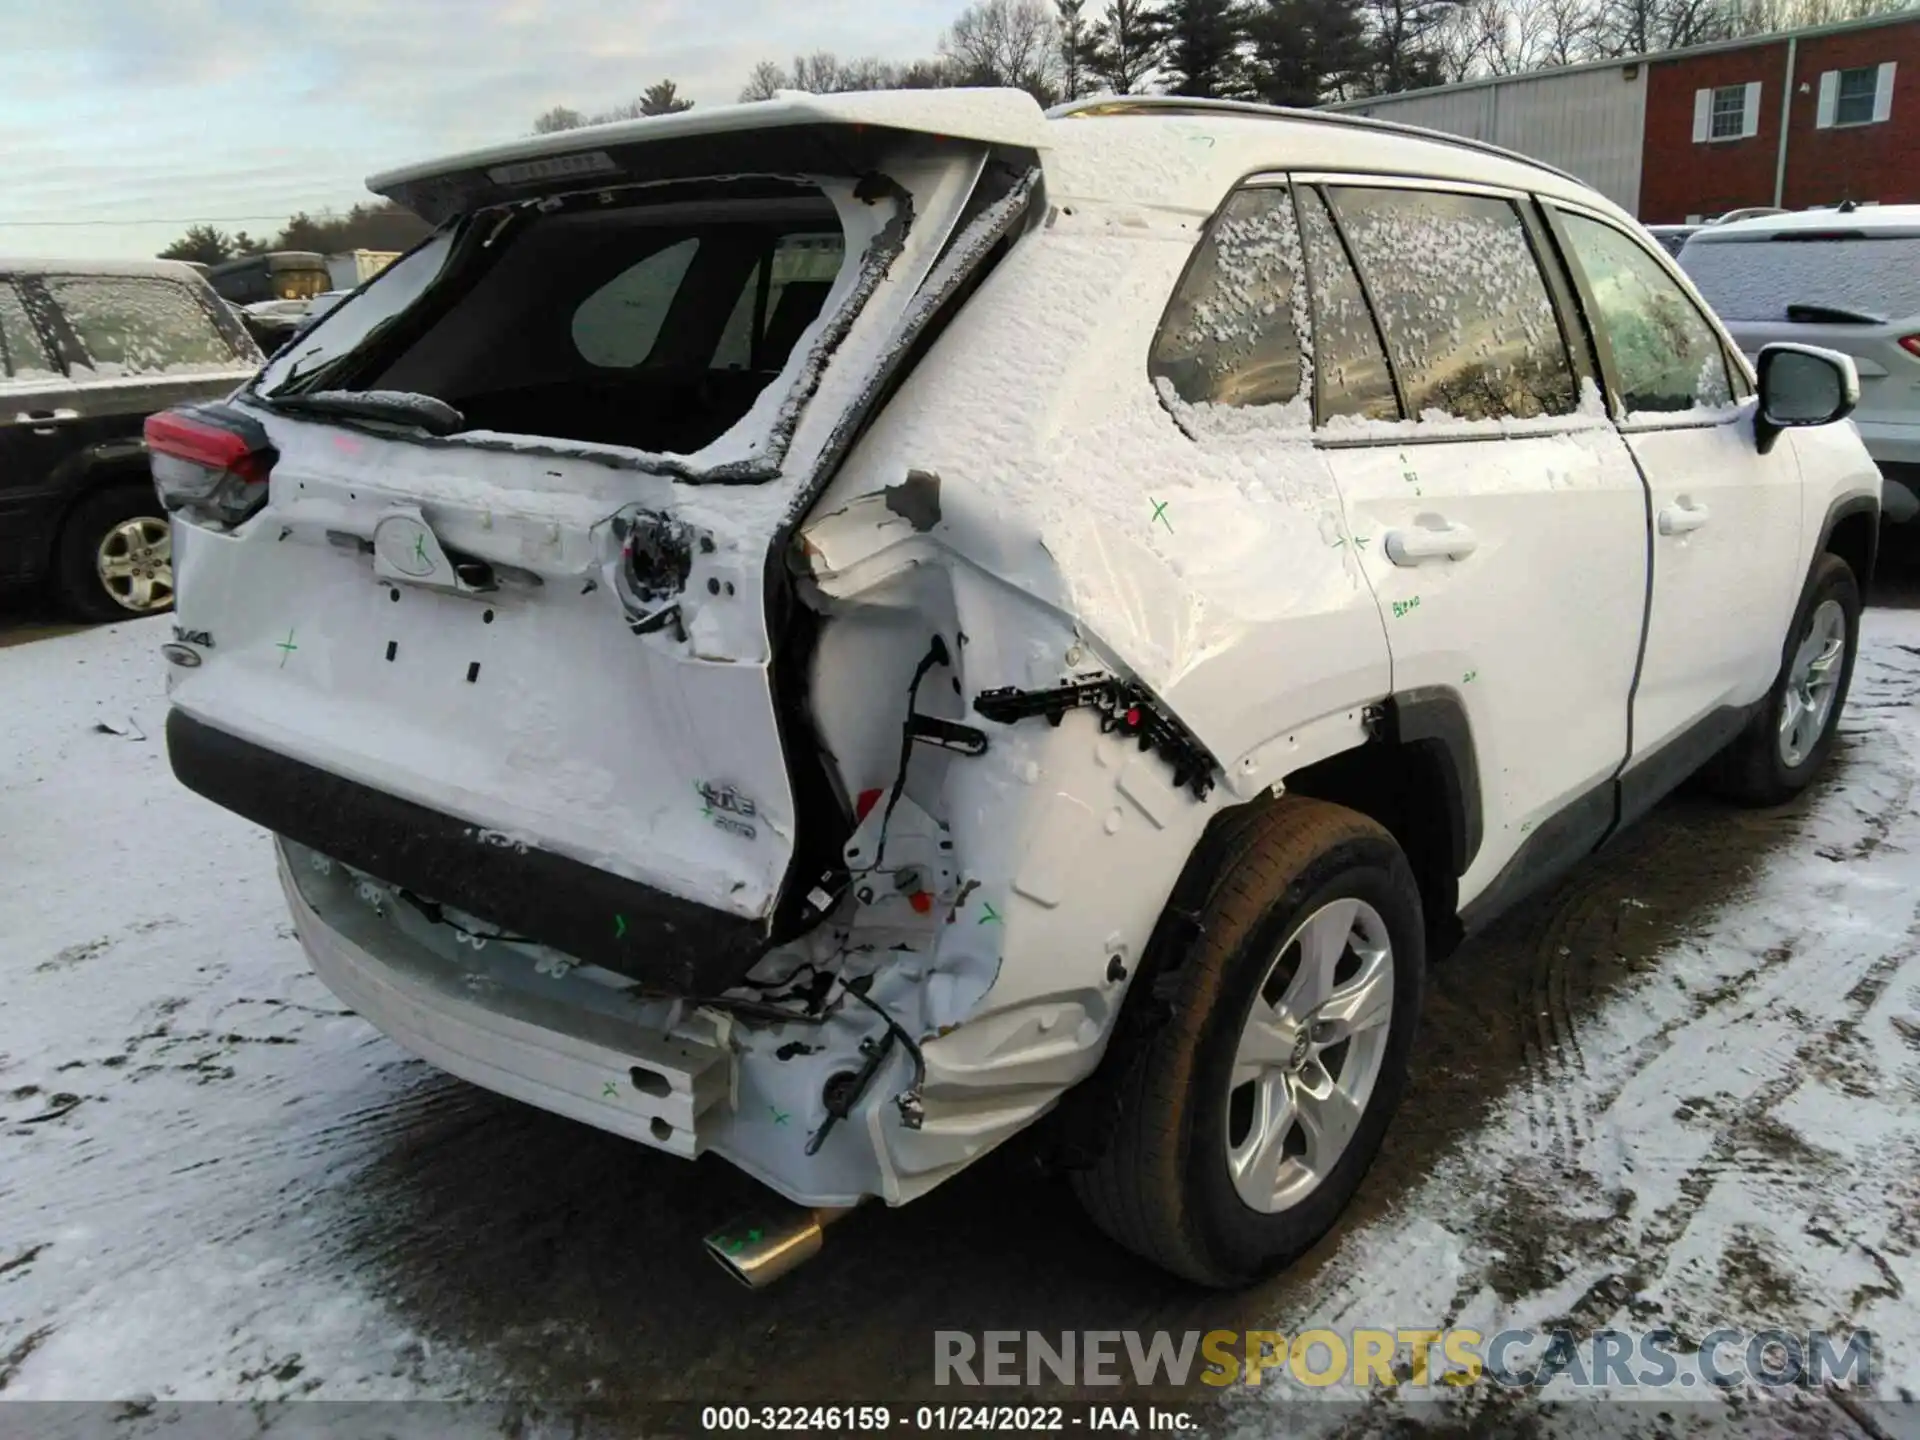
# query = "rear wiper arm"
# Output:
<box><xmin>1785</xmin><ymin>302</ymin><xmax>1885</xmax><ymax>325</ymax></box>
<box><xmin>264</xmin><ymin>389</ymin><xmax>466</xmax><ymax>436</ymax></box>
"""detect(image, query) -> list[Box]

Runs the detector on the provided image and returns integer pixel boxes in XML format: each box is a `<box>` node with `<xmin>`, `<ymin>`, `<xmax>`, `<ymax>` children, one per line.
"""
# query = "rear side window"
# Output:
<box><xmin>1296</xmin><ymin>191</ymin><xmax>1397</xmax><ymax>424</ymax></box>
<box><xmin>572</xmin><ymin>239</ymin><xmax>700</xmax><ymax>367</ymax></box>
<box><xmin>1150</xmin><ymin>185</ymin><xmax>1307</xmax><ymax>416</ymax></box>
<box><xmin>713</xmin><ymin>234</ymin><xmax>847</xmax><ymax>373</ymax></box>
<box><xmin>48</xmin><ymin>276</ymin><xmax>237</xmax><ymax>376</ymax></box>
<box><xmin>0</xmin><ymin>285</ymin><xmax>56</xmax><ymax>380</ymax></box>
<box><xmin>1560</xmin><ymin>214</ymin><xmax>1732</xmax><ymax>415</ymax></box>
<box><xmin>1330</xmin><ymin>186</ymin><xmax>1578</xmax><ymax>422</ymax></box>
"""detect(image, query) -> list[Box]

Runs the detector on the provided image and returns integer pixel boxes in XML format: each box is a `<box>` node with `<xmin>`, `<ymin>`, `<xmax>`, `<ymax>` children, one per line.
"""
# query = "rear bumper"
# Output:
<box><xmin>167</xmin><ymin>708</ymin><xmax>771</xmax><ymax>993</ymax></box>
<box><xmin>278</xmin><ymin>843</ymin><xmax>729</xmax><ymax>1157</ymax></box>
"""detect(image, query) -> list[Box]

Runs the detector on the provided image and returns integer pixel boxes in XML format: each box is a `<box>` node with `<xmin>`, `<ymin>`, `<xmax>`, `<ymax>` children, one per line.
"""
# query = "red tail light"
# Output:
<box><xmin>144</xmin><ymin>404</ymin><xmax>276</xmax><ymax>526</ymax></box>
<box><xmin>1899</xmin><ymin>335</ymin><xmax>1920</xmax><ymax>359</ymax></box>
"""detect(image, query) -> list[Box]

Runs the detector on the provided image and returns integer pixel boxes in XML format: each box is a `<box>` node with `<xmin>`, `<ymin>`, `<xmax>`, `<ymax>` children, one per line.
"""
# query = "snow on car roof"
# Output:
<box><xmin>0</xmin><ymin>258</ymin><xmax>212</xmax><ymax>282</ymax></box>
<box><xmin>1685</xmin><ymin>204</ymin><xmax>1920</xmax><ymax>243</ymax></box>
<box><xmin>367</xmin><ymin>88</ymin><xmax>1052</xmax><ymax>197</ymax></box>
<box><xmin>371</xmin><ymin>86</ymin><xmax>1631</xmax><ymax>229</ymax></box>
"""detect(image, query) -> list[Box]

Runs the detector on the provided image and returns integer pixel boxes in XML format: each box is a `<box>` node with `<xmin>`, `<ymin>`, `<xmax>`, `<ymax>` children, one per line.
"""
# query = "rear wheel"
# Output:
<box><xmin>1070</xmin><ymin>796</ymin><xmax>1425</xmax><ymax>1286</ymax></box>
<box><xmin>56</xmin><ymin>484</ymin><xmax>174</xmax><ymax>622</ymax></box>
<box><xmin>1711</xmin><ymin>552</ymin><xmax>1859</xmax><ymax>806</ymax></box>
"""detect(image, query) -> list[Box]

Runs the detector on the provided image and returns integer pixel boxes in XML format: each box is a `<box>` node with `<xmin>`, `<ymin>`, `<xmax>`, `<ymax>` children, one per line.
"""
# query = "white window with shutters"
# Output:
<box><xmin>1692</xmin><ymin>82</ymin><xmax>1763</xmax><ymax>142</ymax></box>
<box><xmin>1816</xmin><ymin>63</ymin><xmax>1897</xmax><ymax>128</ymax></box>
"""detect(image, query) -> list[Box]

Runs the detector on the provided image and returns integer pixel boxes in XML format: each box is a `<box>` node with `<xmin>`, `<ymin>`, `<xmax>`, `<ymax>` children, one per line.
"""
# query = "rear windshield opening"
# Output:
<box><xmin>270</xmin><ymin>183</ymin><xmax>850</xmax><ymax>458</ymax></box>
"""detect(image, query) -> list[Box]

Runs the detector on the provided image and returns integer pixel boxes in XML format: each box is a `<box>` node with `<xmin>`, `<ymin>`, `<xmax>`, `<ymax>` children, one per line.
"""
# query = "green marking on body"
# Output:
<box><xmin>1150</xmin><ymin>499</ymin><xmax>1172</xmax><ymax>533</ymax></box>
<box><xmin>275</xmin><ymin>628</ymin><xmax>298</xmax><ymax>668</ymax></box>
<box><xmin>602</xmin><ymin>1081</ymin><xmax>618</xmax><ymax>1099</ymax></box>
<box><xmin>978</xmin><ymin>901</ymin><xmax>1001</xmax><ymax>925</ymax></box>
<box><xmin>614</xmin><ymin>913</ymin><xmax>627</xmax><ymax>939</ymax></box>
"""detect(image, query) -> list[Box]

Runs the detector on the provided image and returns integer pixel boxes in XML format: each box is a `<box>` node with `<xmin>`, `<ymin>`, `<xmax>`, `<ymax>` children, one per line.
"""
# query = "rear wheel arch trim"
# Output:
<box><xmin>1368</xmin><ymin>687</ymin><xmax>1482</xmax><ymax>878</ymax></box>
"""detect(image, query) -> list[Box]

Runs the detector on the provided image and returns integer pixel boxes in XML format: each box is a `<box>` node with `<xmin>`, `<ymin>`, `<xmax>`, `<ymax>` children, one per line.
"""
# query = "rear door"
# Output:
<box><xmin>1550</xmin><ymin>205</ymin><xmax>1802</xmax><ymax>817</ymax></box>
<box><xmin>1310</xmin><ymin>177</ymin><xmax>1650</xmax><ymax>916</ymax></box>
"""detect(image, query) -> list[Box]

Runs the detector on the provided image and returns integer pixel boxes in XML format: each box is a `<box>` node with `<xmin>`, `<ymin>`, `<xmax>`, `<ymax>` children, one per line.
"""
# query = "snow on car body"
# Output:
<box><xmin>155</xmin><ymin>89</ymin><xmax>1882</xmax><ymax>1285</ymax></box>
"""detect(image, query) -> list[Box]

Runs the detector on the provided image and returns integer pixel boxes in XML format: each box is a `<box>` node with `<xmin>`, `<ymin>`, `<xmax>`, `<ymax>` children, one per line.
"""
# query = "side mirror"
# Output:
<box><xmin>1755</xmin><ymin>343</ymin><xmax>1859</xmax><ymax>455</ymax></box>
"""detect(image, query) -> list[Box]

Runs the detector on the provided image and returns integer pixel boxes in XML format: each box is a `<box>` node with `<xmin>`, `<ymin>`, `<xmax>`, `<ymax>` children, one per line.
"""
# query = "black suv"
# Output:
<box><xmin>0</xmin><ymin>260</ymin><xmax>262</xmax><ymax>620</ymax></box>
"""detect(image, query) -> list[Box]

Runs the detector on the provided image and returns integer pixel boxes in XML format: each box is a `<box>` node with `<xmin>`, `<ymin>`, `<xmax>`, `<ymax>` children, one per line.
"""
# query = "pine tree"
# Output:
<box><xmin>1085</xmin><ymin>0</ymin><xmax>1166</xmax><ymax>93</ymax></box>
<box><xmin>1058</xmin><ymin>0</ymin><xmax>1094</xmax><ymax>98</ymax></box>
<box><xmin>1154</xmin><ymin>0</ymin><xmax>1251</xmax><ymax>96</ymax></box>
<box><xmin>1246</xmin><ymin>0</ymin><xmax>1372</xmax><ymax>105</ymax></box>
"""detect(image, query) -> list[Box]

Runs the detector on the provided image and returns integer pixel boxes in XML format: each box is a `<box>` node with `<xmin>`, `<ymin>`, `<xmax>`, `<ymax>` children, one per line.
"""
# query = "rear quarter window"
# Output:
<box><xmin>1149</xmin><ymin>184</ymin><xmax>1309</xmax><ymax>423</ymax></box>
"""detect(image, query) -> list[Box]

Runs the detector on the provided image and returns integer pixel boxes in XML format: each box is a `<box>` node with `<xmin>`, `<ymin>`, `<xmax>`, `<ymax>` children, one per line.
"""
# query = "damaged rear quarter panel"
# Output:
<box><xmin>794</xmin><ymin>203</ymin><xmax>1393</xmax><ymax>1192</ymax></box>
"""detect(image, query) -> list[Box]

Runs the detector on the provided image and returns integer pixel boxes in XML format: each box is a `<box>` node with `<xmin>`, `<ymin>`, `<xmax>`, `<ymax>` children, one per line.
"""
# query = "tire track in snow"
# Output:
<box><xmin>1226</xmin><ymin>612</ymin><xmax>1920</xmax><ymax>1436</ymax></box>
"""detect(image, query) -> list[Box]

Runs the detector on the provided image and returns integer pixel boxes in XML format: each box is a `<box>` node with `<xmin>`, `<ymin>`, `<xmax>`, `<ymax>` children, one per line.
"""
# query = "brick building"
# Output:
<box><xmin>1327</xmin><ymin>11</ymin><xmax>1920</xmax><ymax>222</ymax></box>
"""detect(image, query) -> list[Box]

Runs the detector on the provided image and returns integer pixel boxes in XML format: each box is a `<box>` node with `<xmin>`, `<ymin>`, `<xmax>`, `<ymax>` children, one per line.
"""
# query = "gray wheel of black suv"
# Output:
<box><xmin>57</xmin><ymin>484</ymin><xmax>174</xmax><ymax>622</ymax></box>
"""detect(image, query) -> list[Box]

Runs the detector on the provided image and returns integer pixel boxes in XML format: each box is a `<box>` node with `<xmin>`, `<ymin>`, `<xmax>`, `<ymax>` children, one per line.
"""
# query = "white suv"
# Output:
<box><xmin>153</xmin><ymin>90</ymin><xmax>1881</xmax><ymax>1288</ymax></box>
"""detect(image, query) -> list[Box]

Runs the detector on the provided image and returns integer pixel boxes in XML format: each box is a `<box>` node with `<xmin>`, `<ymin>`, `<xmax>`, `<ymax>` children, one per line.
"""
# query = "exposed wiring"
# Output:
<box><xmin>840</xmin><ymin>975</ymin><xmax>929</xmax><ymax>1098</ymax></box>
<box><xmin>394</xmin><ymin>887</ymin><xmax>534</xmax><ymax>946</ymax></box>
<box><xmin>872</xmin><ymin>633</ymin><xmax>951</xmax><ymax>871</ymax></box>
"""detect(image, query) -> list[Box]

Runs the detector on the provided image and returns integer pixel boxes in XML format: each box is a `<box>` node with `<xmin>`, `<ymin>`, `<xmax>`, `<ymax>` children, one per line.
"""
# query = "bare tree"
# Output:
<box><xmin>1085</xmin><ymin>0</ymin><xmax>1167</xmax><ymax>92</ymax></box>
<box><xmin>1536</xmin><ymin>0</ymin><xmax>1600</xmax><ymax>65</ymax></box>
<box><xmin>941</xmin><ymin>0</ymin><xmax>1066</xmax><ymax>100</ymax></box>
<box><xmin>1593</xmin><ymin>0</ymin><xmax>1733</xmax><ymax>56</ymax></box>
<box><xmin>740</xmin><ymin>59</ymin><xmax>787</xmax><ymax>101</ymax></box>
<box><xmin>1361</xmin><ymin>0</ymin><xmax>1460</xmax><ymax>92</ymax></box>
<box><xmin>532</xmin><ymin>104</ymin><xmax>587</xmax><ymax>133</ymax></box>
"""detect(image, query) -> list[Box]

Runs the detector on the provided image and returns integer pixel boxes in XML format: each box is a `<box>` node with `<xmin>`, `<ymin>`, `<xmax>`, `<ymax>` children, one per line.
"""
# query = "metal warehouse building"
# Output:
<box><xmin>1325</xmin><ymin>10</ymin><xmax>1920</xmax><ymax>221</ymax></box>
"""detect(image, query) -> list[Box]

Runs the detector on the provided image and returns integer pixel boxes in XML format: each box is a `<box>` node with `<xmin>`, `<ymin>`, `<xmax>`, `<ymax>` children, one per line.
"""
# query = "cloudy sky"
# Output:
<box><xmin>1</xmin><ymin>0</ymin><xmax>959</xmax><ymax>260</ymax></box>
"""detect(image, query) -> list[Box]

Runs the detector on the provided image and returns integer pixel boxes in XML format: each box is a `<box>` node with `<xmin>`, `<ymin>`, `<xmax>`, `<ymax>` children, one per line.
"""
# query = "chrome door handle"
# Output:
<box><xmin>13</xmin><ymin>408</ymin><xmax>79</xmax><ymax>431</ymax></box>
<box><xmin>1385</xmin><ymin>521</ymin><xmax>1478</xmax><ymax>566</ymax></box>
<box><xmin>1657</xmin><ymin>499</ymin><xmax>1710</xmax><ymax>535</ymax></box>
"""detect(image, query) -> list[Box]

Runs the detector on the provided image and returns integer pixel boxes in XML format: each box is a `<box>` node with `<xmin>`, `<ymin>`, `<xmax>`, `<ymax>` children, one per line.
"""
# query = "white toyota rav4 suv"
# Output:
<box><xmin>153</xmin><ymin>90</ymin><xmax>1880</xmax><ymax>1288</ymax></box>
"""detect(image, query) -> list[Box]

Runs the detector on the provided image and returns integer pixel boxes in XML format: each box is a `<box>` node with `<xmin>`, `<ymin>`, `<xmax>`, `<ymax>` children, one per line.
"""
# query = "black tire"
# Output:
<box><xmin>1070</xmin><ymin>796</ymin><xmax>1425</xmax><ymax>1287</ymax></box>
<box><xmin>55</xmin><ymin>483</ymin><xmax>174</xmax><ymax>623</ymax></box>
<box><xmin>1710</xmin><ymin>552</ymin><xmax>1860</xmax><ymax>807</ymax></box>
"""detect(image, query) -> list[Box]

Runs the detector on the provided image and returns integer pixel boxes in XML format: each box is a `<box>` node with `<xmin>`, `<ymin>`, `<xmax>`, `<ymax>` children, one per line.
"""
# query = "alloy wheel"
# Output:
<box><xmin>96</xmin><ymin>516</ymin><xmax>173</xmax><ymax>614</ymax></box>
<box><xmin>1226</xmin><ymin>897</ymin><xmax>1395</xmax><ymax>1214</ymax></box>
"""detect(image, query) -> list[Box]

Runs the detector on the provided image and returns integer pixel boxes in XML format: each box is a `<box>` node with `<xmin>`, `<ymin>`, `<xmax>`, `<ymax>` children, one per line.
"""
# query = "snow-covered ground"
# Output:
<box><xmin>3</xmin><ymin>611</ymin><xmax>1918</xmax><ymax>1436</ymax></box>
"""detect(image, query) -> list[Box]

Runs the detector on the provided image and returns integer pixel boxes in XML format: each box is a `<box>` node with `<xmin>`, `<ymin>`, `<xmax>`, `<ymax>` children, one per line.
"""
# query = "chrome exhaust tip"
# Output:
<box><xmin>704</xmin><ymin>1203</ymin><xmax>853</xmax><ymax>1289</ymax></box>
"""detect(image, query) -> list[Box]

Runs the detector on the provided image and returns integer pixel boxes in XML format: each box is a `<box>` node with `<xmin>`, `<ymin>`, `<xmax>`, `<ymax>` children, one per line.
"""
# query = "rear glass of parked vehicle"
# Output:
<box><xmin>0</xmin><ymin>285</ymin><xmax>55</xmax><ymax>380</ymax></box>
<box><xmin>1150</xmin><ymin>185</ymin><xmax>1306</xmax><ymax>413</ymax></box>
<box><xmin>1295</xmin><ymin>190</ymin><xmax>1398</xmax><ymax>424</ymax></box>
<box><xmin>1559</xmin><ymin>214</ymin><xmax>1732</xmax><ymax>415</ymax></box>
<box><xmin>353</xmin><ymin>195</ymin><xmax>850</xmax><ymax>457</ymax></box>
<box><xmin>48</xmin><ymin>276</ymin><xmax>238</xmax><ymax>375</ymax></box>
<box><xmin>1329</xmin><ymin>186</ymin><xmax>1578</xmax><ymax>422</ymax></box>
<box><xmin>1680</xmin><ymin>231</ymin><xmax>1920</xmax><ymax>322</ymax></box>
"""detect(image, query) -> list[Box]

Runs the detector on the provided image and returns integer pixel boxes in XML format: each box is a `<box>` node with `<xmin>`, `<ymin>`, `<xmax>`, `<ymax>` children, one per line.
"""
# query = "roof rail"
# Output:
<box><xmin>1046</xmin><ymin>95</ymin><xmax>1583</xmax><ymax>188</ymax></box>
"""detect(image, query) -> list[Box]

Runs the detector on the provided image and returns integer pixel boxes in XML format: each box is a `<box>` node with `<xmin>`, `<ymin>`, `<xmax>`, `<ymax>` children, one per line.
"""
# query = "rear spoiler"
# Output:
<box><xmin>370</xmin><ymin>89</ymin><xmax>1050</xmax><ymax>224</ymax></box>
